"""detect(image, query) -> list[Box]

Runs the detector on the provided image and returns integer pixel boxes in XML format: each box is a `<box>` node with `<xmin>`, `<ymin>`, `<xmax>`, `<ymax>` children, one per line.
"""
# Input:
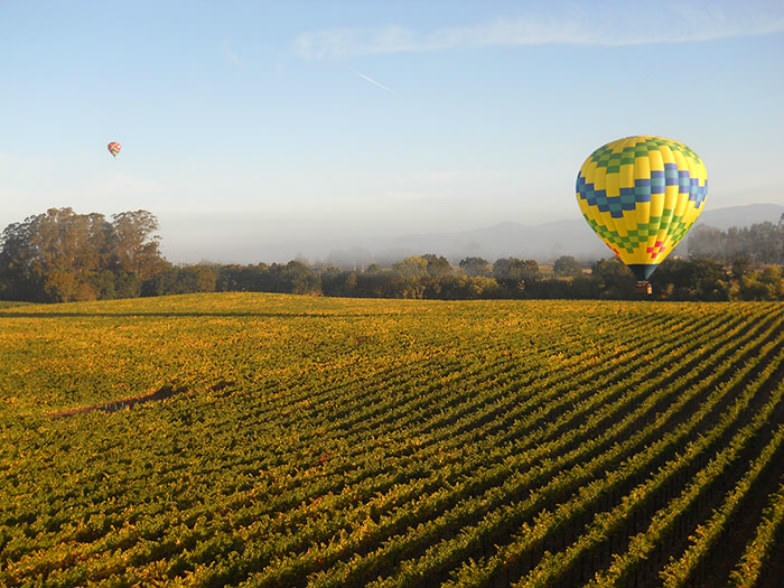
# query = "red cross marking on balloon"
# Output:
<box><xmin>647</xmin><ymin>241</ymin><xmax>666</xmax><ymax>259</ymax></box>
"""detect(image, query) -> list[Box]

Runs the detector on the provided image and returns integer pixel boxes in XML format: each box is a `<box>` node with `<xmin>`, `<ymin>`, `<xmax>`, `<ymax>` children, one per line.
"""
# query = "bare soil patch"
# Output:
<box><xmin>48</xmin><ymin>384</ymin><xmax>186</xmax><ymax>419</ymax></box>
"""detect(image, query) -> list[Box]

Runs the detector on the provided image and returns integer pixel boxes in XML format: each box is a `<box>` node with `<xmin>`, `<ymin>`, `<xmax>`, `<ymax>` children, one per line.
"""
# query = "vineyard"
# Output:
<box><xmin>1</xmin><ymin>292</ymin><xmax>783</xmax><ymax>588</ymax></box>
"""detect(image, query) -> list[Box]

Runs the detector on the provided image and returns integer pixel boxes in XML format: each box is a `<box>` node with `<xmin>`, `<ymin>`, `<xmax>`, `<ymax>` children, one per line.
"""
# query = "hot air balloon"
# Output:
<box><xmin>576</xmin><ymin>136</ymin><xmax>708</xmax><ymax>285</ymax></box>
<box><xmin>107</xmin><ymin>142</ymin><xmax>122</xmax><ymax>158</ymax></box>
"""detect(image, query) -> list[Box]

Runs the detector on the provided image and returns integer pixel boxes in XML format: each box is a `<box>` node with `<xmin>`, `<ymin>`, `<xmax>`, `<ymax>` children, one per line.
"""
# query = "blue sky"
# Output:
<box><xmin>1</xmin><ymin>1</ymin><xmax>783</xmax><ymax>262</ymax></box>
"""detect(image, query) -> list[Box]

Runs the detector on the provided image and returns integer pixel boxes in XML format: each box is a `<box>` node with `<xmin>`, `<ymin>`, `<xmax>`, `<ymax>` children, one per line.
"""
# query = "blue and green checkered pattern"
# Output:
<box><xmin>577</xmin><ymin>166</ymin><xmax>708</xmax><ymax>218</ymax></box>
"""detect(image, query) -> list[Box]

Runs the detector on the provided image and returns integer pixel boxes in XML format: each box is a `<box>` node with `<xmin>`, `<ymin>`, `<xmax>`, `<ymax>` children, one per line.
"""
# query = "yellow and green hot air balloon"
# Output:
<box><xmin>576</xmin><ymin>136</ymin><xmax>708</xmax><ymax>283</ymax></box>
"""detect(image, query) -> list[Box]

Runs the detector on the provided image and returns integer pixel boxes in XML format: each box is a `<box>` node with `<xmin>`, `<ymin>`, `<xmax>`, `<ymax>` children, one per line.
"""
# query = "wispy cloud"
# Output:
<box><xmin>350</xmin><ymin>68</ymin><xmax>395</xmax><ymax>93</ymax></box>
<box><xmin>295</xmin><ymin>5</ymin><xmax>784</xmax><ymax>60</ymax></box>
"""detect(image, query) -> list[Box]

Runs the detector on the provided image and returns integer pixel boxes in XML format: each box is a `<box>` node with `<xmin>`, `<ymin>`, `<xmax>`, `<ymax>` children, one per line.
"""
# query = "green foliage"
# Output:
<box><xmin>1</xmin><ymin>294</ymin><xmax>783</xmax><ymax>587</ymax></box>
<box><xmin>552</xmin><ymin>255</ymin><xmax>583</xmax><ymax>278</ymax></box>
<box><xmin>688</xmin><ymin>221</ymin><xmax>784</xmax><ymax>264</ymax></box>
<box><xmin>0</xmin><ymin>208</ymin><xmax>164</xmax><ymax>302</ymax></box>
<box><xmin>589</xmin><ymin>258</ymin><xmax>637</xmax><ymax>299</ymax></box>
<box><xmin>458</xmin><ymin>257</ymin><xmax>493</xmax><ymax>278</ymax></box>
<box><xmin>738</xmin><ymin>265</ymin><xmax>784</xmax><ymax>301</ymax></box>
<box><xmin>3</xmin><ymin>210</ymin><xmax>782</xmax><ymax>303</ymax></box>
<box><xmin>650</xmin><ymin>257</ymin><xmax>731</xmax><ymax>301</ymax></box>
<box><xmin>492</xmin><ymin>257</ymin><xmax>541</xmax><ymax>294</ymax></box>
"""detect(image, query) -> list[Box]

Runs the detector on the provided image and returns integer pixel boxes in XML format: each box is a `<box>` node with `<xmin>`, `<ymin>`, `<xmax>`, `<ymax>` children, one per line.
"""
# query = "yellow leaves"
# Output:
<box><xmin>1</xmin><ymin>293</ymin><xmax>783</xmax><ymax>587</ymax></box>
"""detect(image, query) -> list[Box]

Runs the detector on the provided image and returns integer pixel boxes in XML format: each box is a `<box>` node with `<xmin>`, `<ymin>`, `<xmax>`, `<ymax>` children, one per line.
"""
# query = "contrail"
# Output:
<box><xmin>350</xmin><ymin>67</ymin><xmax>395</xmax><ymax>94</ymax></box>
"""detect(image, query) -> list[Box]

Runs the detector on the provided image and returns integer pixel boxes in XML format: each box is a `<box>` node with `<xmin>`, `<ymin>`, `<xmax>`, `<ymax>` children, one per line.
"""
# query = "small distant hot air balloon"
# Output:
<box><xmin>107</xmin><ymin>142</ymin><xmax>122</xmax><ymax>158</ymax></box>
<box><xmin>576</xmin><ymin>136</ymin><xmax>708</xmax><ymax>284</ymax></box>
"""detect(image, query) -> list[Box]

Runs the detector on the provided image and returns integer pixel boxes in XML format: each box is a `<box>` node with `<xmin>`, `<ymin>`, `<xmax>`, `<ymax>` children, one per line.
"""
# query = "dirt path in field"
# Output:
<box><xmin>48</xmin><ymin>384</ymin><xmax>186</xmax><ymax>419</ymax></box>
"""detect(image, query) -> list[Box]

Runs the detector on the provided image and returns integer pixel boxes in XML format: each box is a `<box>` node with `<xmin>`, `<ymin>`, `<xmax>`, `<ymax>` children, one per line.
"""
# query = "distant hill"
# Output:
<box><xmin>693</xmin><ymin>203</ymin><xmax>783</xmax><ymax>230</ymax></box>
<box><xmin>161</xmin><ymin>203</ymin><xmax>782</xmax><ymax>266</ymax></box>
<box><xmin>325</xmin><ymin>203</ymin><xmax>783</xmax><ymax>266</ymax></box>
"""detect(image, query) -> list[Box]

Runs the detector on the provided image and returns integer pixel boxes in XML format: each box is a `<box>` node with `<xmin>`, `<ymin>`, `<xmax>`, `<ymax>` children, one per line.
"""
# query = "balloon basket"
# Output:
<box><xmin>636</xmin><ymin>281</ymin><xmax>652</xmax><ymax>297</ymax></box>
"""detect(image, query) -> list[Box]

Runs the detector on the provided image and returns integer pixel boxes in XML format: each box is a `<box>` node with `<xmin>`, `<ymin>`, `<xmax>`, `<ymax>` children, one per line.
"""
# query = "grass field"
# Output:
<box><xmin>1</xmin><ymin>293</ymin><xmax>783</xmax><ymax>587</ymax></box>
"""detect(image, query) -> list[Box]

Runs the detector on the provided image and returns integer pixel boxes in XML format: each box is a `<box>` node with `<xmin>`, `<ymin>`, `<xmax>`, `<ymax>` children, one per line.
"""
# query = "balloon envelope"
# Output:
<box><xmin>576</xmin><ymin>136</ymin><xmax>708</xmax><ymax>281</ymax></box>
<box><xmin>107</xmin><ymin>142</ymin><xmax>121</xmax><ymax>157</ymax></box>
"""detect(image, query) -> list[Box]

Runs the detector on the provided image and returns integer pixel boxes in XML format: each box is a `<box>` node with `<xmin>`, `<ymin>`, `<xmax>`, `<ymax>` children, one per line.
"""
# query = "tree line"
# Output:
<box><xmin>0</xmin><ymin>208</ymin><xmax>165</xmax><ymax>302</ymax></box>
<box><xmin>687</xmin><ymin>218</ymin><xmax>784</xmax><ymax>264</ymax></box>
<box><xmin>1</xmin><ymin>208</ymin><xmax>782</xmax><ymax>303</ymax></box>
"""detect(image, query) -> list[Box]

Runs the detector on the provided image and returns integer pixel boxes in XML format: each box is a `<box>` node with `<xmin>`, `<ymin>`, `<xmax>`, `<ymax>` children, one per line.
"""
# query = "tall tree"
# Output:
<box><xmin>0</xmin><ymin>208</ymin><xmax>166</xmax><ymax>302</ymax></box>
<box><xmin>688</xmin><ymin>220</ymin><xmax>784</xmax><ymax>264</ymax></box>
<box><xmin>590</xmin><ymin>258</ymin><xmax>636</xmax><ymax>299</ymax></box>
<box><xmin>459</xmin><ymin>256</ymin><xmax>493</xmax><ymax>277</ymax></box>
<box><xmin>110</xmin><ymin>210</ymin><xmax>164</xmax><ymax>281</ymax></box>
<box><xmin>553</xmin><ymin>255</ymin><xmax>583</xmax><ymax>278</ymax></box>
<box><xmin>493</xmin><ymin>257</ymin><xmax>540</xmax><ymax>293</ymax></box>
